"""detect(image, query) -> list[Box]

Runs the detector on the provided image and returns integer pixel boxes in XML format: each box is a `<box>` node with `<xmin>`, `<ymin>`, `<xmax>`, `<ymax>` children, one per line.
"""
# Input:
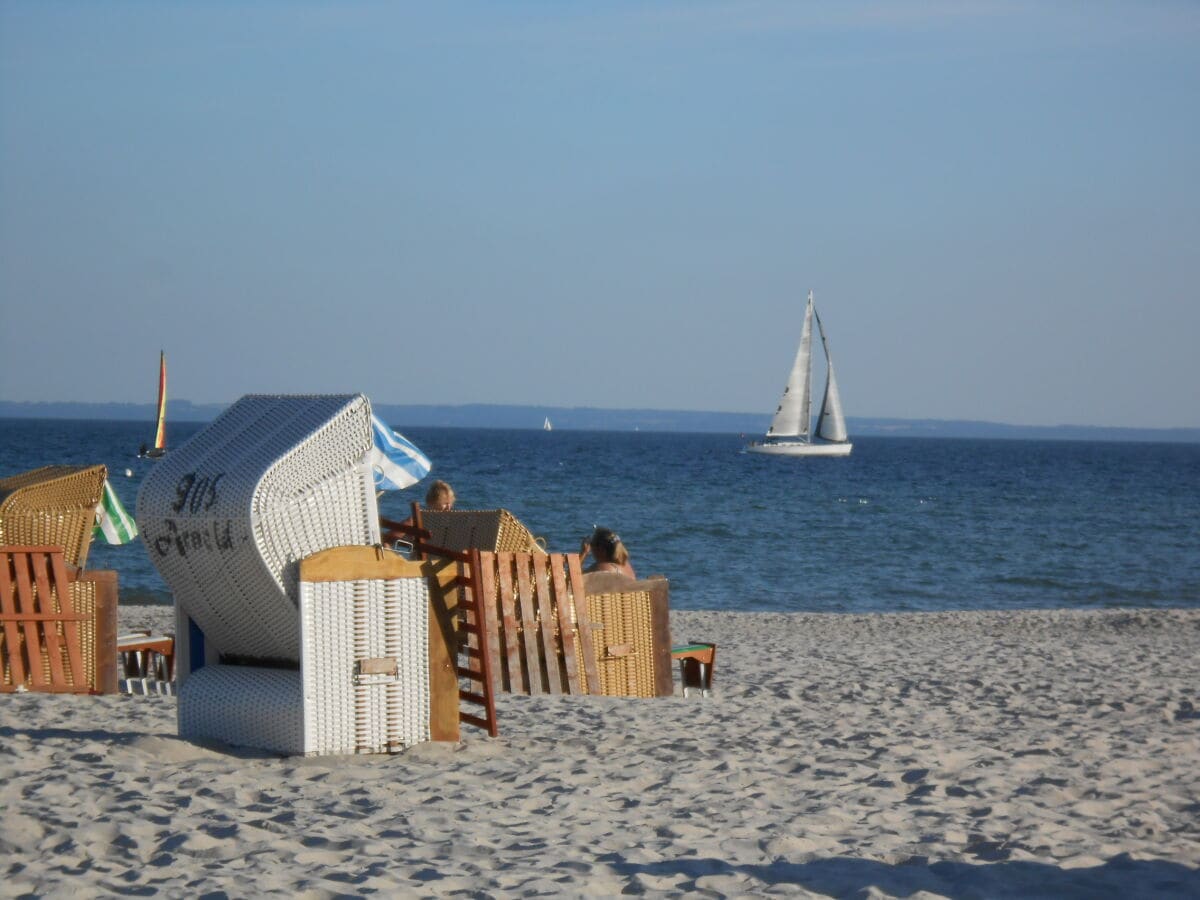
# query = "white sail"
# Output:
<box><xmin>814</xmin><ymin>308</ymin><xmax>848</xmax><ymax>443</ymax></box>
<box><xmin>543</xmin><ymin>417</ymin><xmax>553</xmax><ymax>431</ymax></box>
<box><xmin>816</xmin><ymin>361</ymin><xmax>848</xmax><ymax>442</ymax></box>
<box><xmin>766</xmin><ymin>292</ymin><xmax>814</xmax><ymax>438</ymax></box>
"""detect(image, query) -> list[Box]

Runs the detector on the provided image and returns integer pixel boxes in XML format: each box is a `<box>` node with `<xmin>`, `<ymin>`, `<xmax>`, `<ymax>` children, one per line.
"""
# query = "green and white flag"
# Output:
<box><xmin>94</xmin><ymin>479</ymin><xmax>138</xmax><ymax>545</ymax></box>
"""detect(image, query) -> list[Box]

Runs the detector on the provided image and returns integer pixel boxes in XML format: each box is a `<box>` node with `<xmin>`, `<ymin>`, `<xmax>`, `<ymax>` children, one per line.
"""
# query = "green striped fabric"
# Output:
<box><xmin>93</xmin><ymin>479</ymin><xmax>139</xmax><ymax>544</ymax></box>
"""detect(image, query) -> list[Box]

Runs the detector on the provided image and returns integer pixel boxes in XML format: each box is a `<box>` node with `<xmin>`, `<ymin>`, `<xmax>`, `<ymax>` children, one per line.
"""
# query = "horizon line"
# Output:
<box><xmin>0</xmin><ymin>398</ymin><xmax>1198</xmax><ymax>435</ymax></box>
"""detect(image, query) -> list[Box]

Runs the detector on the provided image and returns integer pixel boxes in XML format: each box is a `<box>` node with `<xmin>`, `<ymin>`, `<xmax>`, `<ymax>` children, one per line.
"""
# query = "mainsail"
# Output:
<box><xmin>766</xmin><ymin>293</ymin><xmax>814</xmax><ymax>438</ymax></box>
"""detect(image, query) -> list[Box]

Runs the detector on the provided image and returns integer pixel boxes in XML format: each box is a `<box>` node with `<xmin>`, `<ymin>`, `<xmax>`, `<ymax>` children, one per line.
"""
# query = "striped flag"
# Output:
<box><xmin>369</xmin><ymin>414</ymin><xmax>432</xmax><ymax>491</ymax></box>
<box><xmin>93</xmin><ymin>479</ymin><xmax>139</xmax><ymax>544</ymax></box>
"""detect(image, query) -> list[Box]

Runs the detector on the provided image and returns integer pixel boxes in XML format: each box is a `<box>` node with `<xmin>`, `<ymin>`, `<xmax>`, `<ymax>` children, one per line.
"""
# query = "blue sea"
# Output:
<box><xmin>2</xmin><ymin>418</ymin><xmax>1198</xmax><ymax>613</ymax></box>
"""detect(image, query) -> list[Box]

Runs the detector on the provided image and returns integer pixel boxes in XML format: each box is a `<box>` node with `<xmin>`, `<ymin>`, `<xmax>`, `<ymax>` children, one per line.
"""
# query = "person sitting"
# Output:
<box><xmin>423</xmin><ymin>479</ymin><xmax>455</xmax><ymax>512</ymax></box>
<box><xmin>381</xmin><ymin>480</ymin><xmax>456</xmax><ymax>547</ymax></box>
<box><xmin>580</xmin><ymin>527</ymin><xmax>636</xmax><ymax>579</ymax></box>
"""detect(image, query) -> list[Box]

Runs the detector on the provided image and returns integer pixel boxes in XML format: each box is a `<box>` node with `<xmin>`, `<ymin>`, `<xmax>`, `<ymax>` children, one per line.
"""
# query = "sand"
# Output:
<box><xmin>3</xmin><ymin>606</ymin><xmax>1198</xmax><ymax>898</ymax></box>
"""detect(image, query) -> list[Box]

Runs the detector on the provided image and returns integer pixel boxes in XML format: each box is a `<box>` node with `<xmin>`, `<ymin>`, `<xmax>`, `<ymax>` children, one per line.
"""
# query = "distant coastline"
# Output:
<box><xmin>1</xmin><ymin>399</ymin><xmax>1197</xmax><ymax>443</ymax></box>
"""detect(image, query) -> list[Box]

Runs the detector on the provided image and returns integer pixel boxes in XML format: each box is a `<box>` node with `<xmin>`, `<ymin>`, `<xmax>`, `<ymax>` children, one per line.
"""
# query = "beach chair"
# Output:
<box><xmin>417</xmin><ymin>507</ymin><xmax>547</xmax><ymax>555</ymax></box>
<box><xmin>136</xmin><ymin>394</ymin><xmax>421</xmax><ymax>754</ymax></box>
<box><xmin>0</xmin><ymin>545</ymin><xmax>118</xmax><ymax>694</ymax></box>
<box><xmin>579</xmin><ymin>572</ymin><xmax>674</xmax><ymax>698</ymax></box>
<box><xmin>0</xmin><ymin>465</ymin><xmax>107</xmax><ymax>570</ymax></box>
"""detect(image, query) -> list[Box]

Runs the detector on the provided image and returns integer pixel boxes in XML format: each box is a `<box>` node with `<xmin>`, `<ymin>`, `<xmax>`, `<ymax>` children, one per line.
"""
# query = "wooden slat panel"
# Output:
<box><xmin>566</xmin><ymin>554</ymin><xmax>600</xmax><ymax>695</ymax></box>
<box><xmin>13</xmin><ymin>550</ymin><xmax>48</xmax><ymax>687</ymax></box>
<box><xmin>548</xmin><ymin>554</ymin><xmax>581</xmax><ymax>694</ymax></box>
<box><xmin>531</xmin><ymin>553</ymin><xmax>561</xmax><ymax>695</ymax></box>
<box><xmin>476</xmin><ymin>551</ymin><xmax>502</xmax><ymax>697</ymax></box>
<box><xmin>1</xmin><ymin>547</ymin><xmax>115</xmax><ymax>693</ymax></box>
<box><xmin>513</xmin><ymin>553</ymin><xmax>541</xmax><ymax>693</ymax></box>
<box><xmin>496</xmin><ymin>553</ymin><xmax>523</xmax><ymax>692</ymax></box>
<box><xmin>0</xmin><ymin>553</ymin><xmax>28</xmax><ymax>686</ymax></box>
<box><xmin>48</xmin><ymin>550</ymin><xmax>85</xmax><ymax>689</ymax></box>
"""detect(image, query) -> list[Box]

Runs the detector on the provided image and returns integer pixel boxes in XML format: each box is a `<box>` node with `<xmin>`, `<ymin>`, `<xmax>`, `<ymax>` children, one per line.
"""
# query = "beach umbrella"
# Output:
<box><xmin>369</xmin><ymin>414</ymin><xmax>432</xmax><ymax>491</ymax></box>
<box><xmin>93</xmin><ymin>479</ymin><xmax>138</xmax><ymax>544</ymax></box>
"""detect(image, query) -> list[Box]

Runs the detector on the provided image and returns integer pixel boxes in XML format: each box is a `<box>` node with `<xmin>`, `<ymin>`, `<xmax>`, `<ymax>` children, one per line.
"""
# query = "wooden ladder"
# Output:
<box><xmin>395</xmin><ymin>503</ymin><xmax>499</xmax><ymax>737</ymax></box>
<box><xmin>455</xmin><ymin>549</ymin><xmax>499</xmax><ymax>736</ymax></box>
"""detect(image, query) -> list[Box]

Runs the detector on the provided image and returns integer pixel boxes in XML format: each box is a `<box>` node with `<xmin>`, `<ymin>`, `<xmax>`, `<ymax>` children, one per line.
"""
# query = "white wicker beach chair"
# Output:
<box><xmin>136</xmin><ymin>394</ymin><xmax>433</xmax><ymax>755</ymax></box>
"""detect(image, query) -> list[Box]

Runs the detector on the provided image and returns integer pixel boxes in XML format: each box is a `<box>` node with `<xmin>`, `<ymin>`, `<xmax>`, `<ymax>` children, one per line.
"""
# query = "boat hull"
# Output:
<box><xmin>745</xmin><ymin>441</ymin><xmax>852</xmax><ymax>457</ymax></box>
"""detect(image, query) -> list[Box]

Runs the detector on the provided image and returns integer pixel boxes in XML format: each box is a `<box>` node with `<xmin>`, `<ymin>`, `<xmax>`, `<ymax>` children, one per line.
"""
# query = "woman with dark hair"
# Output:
<box><xmin>580</xmin><ymin>526</ymin><xmax>636</xmax><ymax>579</ymax></box>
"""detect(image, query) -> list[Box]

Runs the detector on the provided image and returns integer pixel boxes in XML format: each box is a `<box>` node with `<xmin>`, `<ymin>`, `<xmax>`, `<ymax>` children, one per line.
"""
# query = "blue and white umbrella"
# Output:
<box><xmin>369</xmin><ymin>414</ymin><xmax>432</xmax><ymax>491</ymax></box>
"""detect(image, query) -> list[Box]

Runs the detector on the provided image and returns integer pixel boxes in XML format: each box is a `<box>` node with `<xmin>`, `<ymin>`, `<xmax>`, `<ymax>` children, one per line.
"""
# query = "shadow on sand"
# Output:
<box><xmin>604</xmin><ymin>852</ymin><xmax>1200</xmax><ymax>898</ymax></box>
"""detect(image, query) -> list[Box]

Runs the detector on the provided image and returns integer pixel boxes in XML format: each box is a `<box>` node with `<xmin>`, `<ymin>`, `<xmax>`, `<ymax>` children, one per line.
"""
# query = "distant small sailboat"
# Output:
<box><xmin>746</xmin><ymin>291</ymin><xmax>852</xmax><ymax>458</ymax></box>
<box><xmin>543</xmin><ymin>417</ymin><xmax>553</xmax><ymax>432</ymax></box>
<box><xmin>138</xmin><ymin>351</ymin><xmax>169</xmax><ymax>459</ymax></box>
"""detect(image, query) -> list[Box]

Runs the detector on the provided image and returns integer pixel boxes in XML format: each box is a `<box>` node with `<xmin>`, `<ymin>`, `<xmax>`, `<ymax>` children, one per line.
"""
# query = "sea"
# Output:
<box><xmin>2</xmin><ymin>418</ymin><xmax>1198</xmax><ymax>614</ymax></box>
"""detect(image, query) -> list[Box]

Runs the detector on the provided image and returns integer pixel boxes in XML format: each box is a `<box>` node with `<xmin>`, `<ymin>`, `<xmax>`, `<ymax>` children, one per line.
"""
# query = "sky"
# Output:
<box><xmin>1</xmin><ymin>1</ymin><xmax>1197</xmax><ymax>429</ymax></box>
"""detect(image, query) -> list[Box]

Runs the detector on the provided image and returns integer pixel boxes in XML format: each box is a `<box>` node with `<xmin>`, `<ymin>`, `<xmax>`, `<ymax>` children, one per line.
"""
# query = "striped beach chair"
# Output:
<box><xmin>136</xmin><ymin>394</ymin><xmax>460</xmax><ymax>755</ymax></box>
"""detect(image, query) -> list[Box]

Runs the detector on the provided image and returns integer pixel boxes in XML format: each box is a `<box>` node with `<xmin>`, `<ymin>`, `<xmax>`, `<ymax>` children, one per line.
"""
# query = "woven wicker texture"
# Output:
<box><xmin>0</xmin><ymin>465</ymin><xmax>106</xmax><ymax>569</ymax></box>
<box><xmin>137</xmin><ymin>395</ymin><xmax>379</xmax><ymax>663</ymax></box>
<box><xmin>422</xmin><ymin>509</ymin><xmax>545</xmax><ymax>554</ymax></box>
<box><xmin>575</xmin><ymin>588</ymin><xmax>659</xmax><ymax>697</ymax></box>
<box><xmin>178</xmin><ymin>665</ymin><xmax>305</xmax><ymax>754</ymax></box>
<box><xmin>300</xmin><ymin>575</ymin><xmax>430</xmax><ymax>754</ymax></box>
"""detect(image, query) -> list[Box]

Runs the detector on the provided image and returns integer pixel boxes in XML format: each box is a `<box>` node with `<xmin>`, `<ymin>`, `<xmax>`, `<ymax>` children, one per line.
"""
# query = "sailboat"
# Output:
<box><xmin>139</xmin><ymin>351</ymin><xmax>168</xmax><ymax>459</ymax></box>
<box><xmin>746</xmin><ymin>291</ymin><xmax>852</xmax><ymax>457</ymax></box>
<box><xmin>543</xmin><ymin>417</ymin><xmax>553</xmax><ymax>432</ymax></box>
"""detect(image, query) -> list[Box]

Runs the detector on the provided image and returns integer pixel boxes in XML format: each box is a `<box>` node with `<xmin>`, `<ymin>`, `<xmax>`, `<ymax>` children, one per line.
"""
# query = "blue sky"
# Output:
<box><xmin>1</xmin><ymin>1</ymin><xmax>1197</xmax><ymax>428</ymax></box>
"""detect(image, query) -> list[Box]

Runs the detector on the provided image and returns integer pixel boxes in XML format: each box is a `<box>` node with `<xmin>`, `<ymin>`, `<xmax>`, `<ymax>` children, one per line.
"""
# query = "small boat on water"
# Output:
<box><xmin>138</xmin><ymin>351</ymin><xmax>169</xmax><ymax>459</ymax></box>
<box><xmin>543</xmin><ymin>417</ymin><xmax>553</xmax><ymax>432</ymax></box>
<box><xmin>746</xmin><ymin>290</ymin><xmax>852</xmax><ymax>458</ymax></box>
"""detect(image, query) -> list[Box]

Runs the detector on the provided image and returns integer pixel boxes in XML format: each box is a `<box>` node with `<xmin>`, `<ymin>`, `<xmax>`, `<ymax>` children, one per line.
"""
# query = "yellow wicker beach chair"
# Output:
<box><xmin>0</xmin><ymin>465</ymin><xmax>107</xmax><ymax>570</ymax></box>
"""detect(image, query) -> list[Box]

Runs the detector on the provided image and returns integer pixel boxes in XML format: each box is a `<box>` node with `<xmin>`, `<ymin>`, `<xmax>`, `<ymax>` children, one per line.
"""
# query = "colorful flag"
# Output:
<box><xmin>369</xmin><ymin>414</ymin><xmax>432</xmax><ymax>491</ymax></box>
<box><xmin>94</xmin><ymin>479</ymin><xmax>139</xmax><ymax>544</ymax></box>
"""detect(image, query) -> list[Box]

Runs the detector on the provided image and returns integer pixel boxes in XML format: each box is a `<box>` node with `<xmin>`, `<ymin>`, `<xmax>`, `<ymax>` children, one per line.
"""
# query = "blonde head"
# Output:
<box><xmin>425</xmin><ymin>480</ymin><xmax>455</xmax><ymax>511</ymax></box>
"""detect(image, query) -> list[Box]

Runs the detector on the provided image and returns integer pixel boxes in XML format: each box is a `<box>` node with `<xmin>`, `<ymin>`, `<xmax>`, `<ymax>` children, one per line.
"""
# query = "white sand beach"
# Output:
<box><xmin>3</xmin><ymin>606</ymin><xmax>1198</xmax><ymax>898</ymax></box>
